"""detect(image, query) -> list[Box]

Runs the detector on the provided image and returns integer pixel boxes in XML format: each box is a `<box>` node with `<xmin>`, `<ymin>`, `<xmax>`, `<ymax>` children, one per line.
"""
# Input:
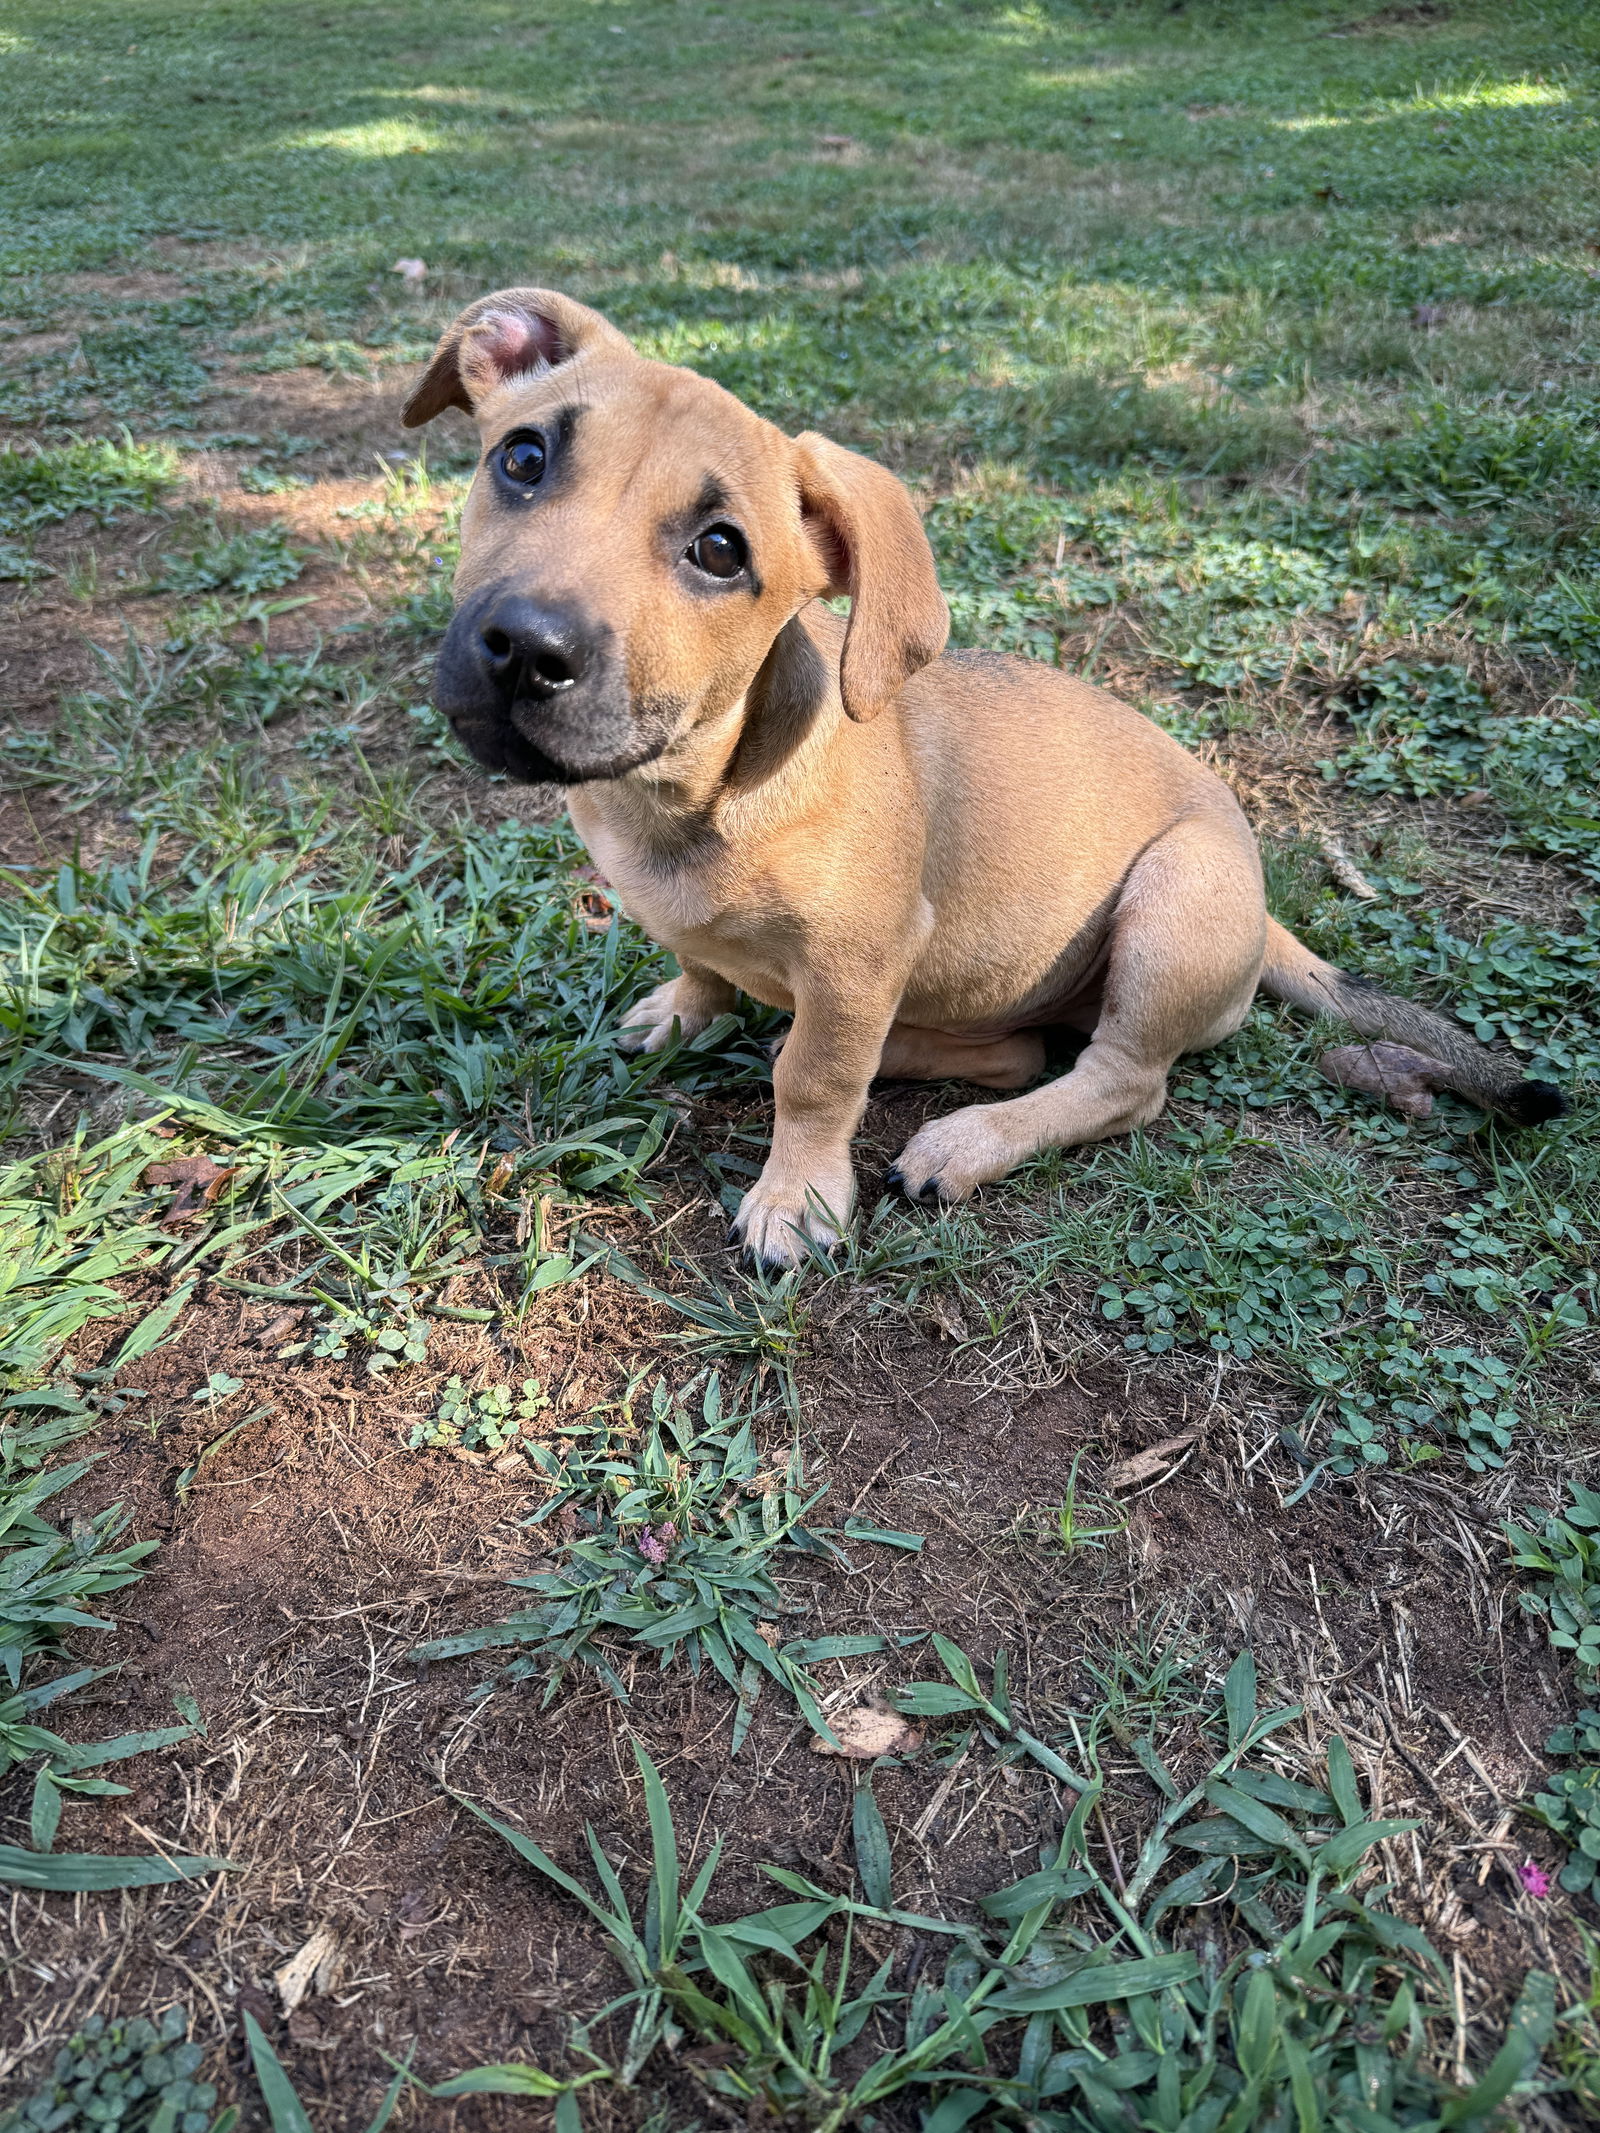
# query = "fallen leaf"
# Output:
<box><xmin>391</xmin><ymin>256</ymin><xmax>427</xmax><ymax>283</ymax></box>
<box><xmin>395</xmin><ymin>1888</ymin><xmax>444</xmax><ymax>1942</ymax></box>
<box><xmin>274</xmin><ymin>1923</ymin><xmax>340</xmax><ymax>2013</ymax></box>
<box><xmin>811</xmin><ymin>1703</ymin><xmax>924</xmax><ymax>1760</ymax></box>
<box><xmin>1106</xmin><ymin>1429</ymin><xmax>1202</xmax><ymax>1491</ymax></box>
<box><xmin>570</xmin><ymin>864</ymin><xmax>615</xmax><ymax>931</ymax></box>
<box><xmin>142</xmin><ymin>1153</ymin><xmax>235</xmax><ymax>1223</ymax></box>
<box><xmin>1319</xmin><ymin>1042</ymin><xmax>1456</xmax><ymax>1119</ymax></box>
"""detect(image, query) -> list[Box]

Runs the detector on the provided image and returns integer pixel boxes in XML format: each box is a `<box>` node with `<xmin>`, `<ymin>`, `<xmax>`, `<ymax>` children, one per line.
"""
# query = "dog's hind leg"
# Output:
<box><xmin>889</xmin><ymin>815</ymin><xmax>1265</xmax><ymax>1201</ymax></box>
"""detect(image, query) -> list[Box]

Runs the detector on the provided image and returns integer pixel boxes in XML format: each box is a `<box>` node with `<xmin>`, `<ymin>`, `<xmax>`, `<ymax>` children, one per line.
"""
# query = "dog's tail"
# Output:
<box><xmin>1259</xmin><ymin>917</ymin><xmax>1566</xmax><ymax>1124</ymax></box>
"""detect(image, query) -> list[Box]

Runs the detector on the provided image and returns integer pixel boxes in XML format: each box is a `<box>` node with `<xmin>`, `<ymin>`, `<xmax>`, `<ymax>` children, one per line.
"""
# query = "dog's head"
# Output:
<box><xmin>402</xmin><ymin>287</ymin><xmax>948</xmax><ymax>784</ymax></box>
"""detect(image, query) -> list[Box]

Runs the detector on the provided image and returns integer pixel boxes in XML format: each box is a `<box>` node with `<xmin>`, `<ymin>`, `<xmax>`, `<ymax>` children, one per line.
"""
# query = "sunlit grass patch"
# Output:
<box><xmin>0</xmin><ymin>434</ymin><xmax>178</xmax><ymax>534</ymax></box>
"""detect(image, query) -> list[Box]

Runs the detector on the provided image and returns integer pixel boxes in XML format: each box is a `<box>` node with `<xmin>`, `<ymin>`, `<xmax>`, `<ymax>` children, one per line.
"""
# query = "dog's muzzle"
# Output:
<box><xmin>433</xmin><ymin>587</ymin><xmax>657</xmax><ymax>784</ymax></box>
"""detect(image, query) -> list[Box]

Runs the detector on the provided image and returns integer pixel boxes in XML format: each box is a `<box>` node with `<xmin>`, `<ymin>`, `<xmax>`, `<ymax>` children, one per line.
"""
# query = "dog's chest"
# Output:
<box><xmin>571</xmin><ymin>809</ymin><xmax>765</xmax><ymax>969</ymax></box>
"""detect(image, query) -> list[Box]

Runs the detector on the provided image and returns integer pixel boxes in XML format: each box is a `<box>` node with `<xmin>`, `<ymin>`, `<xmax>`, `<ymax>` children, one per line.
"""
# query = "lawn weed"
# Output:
<box><xmin>460</xmin><ymin>1665</ymin><xmax>1558</xmax><ymax>2128</ymax></box>
<box><xmin>411</xmin><ymin>1371</ymin><xmax>922</xmax><ymax>1750</ymax></box>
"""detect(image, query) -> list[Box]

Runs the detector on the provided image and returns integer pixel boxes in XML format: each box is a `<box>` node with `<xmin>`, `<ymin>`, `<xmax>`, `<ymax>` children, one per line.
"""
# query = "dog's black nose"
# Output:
<box><xmin>476</xmin><ymin>597</ymin><xmax>591</xmax><ymax>699</ymax></box>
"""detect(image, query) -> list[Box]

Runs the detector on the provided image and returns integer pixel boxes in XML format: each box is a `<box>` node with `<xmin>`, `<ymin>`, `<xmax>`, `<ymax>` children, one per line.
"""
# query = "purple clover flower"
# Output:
<box><xmin>637</xmin><ymin>1521</ymin><xmax>678</xmax><ymax>1564</ymax></box>
<box><xmin>1518</xmin><ymin>1859</ymin><xmax>1552</xmax><ymax>1899</ymax></box>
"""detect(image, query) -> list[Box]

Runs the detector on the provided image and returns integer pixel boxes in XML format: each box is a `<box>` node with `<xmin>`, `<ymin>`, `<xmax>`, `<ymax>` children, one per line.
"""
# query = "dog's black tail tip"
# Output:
<box><xmin>1506</xmin><ymin>1077</ymin><xmax>1567</xmax><ymax>1126</ymax></box>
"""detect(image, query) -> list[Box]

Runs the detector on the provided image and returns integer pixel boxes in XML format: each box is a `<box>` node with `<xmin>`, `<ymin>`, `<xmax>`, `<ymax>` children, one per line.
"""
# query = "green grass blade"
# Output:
<box><xmin>0</xmin><ymin>1843</ymin><xmax>233</xmax><ymax>1889</ymax></box>
<box><xmin>243</xmin><ymin>2011</ymin><xmax>315</xmax><ymax>2133</ymax></box>
<box><xmin>448</xmin><ymin>1791</ymin><xmax>642</xmax><ymax>1961</ymax></box>
<box><xmin>853</xmin><ymin>1779</ymin><xmax>893</xmax><ymax>1911</ymax></box>
<box><xmin>633</xmin><ymin>1737</ymin><xmax>680</xmax><ymax>1961</ymax></box>
<box><xmin>1223</xmin><ymin>1649</ymin><xmax>1257</xmax><ymax>1748</ymax></box>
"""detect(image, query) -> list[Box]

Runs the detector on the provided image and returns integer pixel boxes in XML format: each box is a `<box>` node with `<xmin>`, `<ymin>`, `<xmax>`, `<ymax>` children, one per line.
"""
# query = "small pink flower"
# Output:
<box><xmin>658</xmin><ymin>1522</ymin><xmax>678</xmax><ymax>1544</ymax></box>
<box><xmin>637</xmin><ymin>1525</ymin><xmax>671</xmax><ymax>1564</ymax></box>
<box><xmin>1518</xmin><ymin>1859</ymin><xmax>1552</xmax><ymax>1899</ymax></box>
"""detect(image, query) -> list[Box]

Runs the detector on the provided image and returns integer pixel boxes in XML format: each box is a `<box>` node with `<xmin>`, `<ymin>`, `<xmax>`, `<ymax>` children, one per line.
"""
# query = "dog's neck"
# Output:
<box><xmin>569</xmin><ymin>611</ymin><xmax>841</xmax><ymax>868</ymax></box>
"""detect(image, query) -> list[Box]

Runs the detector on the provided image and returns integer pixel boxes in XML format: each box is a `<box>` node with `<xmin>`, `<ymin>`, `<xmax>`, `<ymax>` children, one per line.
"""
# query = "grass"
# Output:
<box><xmin>409</xmin><ymin>1369</ymin><xmax>926</xmax><ymax>1750</ymax></box>
<box><xmin>1</xmin><ymin>0</ymin><xmax>1598</xmax><ymax>2120</ymax></box>
<box><xmin>458</xmin><ymin>1675</ymin><xmax>1556</xmax><ymax>2130</ymax></box>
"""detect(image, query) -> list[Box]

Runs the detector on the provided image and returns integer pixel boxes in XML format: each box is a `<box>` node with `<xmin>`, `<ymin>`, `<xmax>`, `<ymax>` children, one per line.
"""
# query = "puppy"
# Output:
<box><xmin>403</xmin><ymin>287</ymin><xmax>1563</xmax><ymax>1268</ymax></box>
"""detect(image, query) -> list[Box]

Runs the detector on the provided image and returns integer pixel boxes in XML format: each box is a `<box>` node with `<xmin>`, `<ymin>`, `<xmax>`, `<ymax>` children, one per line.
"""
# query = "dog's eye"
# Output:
<box><xmin>498</xmin><ymin>432</ymin><xmax>546</xmax><ymax>487</ymax></box>
<box><xmin>687</xmin><ymin>525</ymin><xmax>748</xmax><ymax>580</ymax></box>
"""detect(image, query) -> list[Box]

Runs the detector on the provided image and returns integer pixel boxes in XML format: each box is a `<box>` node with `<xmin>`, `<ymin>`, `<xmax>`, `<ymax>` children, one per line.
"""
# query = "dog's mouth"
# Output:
<box><xmin>447</xmin><ymin>707</ymin><xmax>669</xmax><ymax>786</ymax></box>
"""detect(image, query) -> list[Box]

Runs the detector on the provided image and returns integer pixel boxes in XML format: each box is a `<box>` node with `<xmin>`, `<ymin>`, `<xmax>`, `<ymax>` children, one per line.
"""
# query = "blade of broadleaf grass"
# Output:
<box><xmin>0</xmin><ymin>1844</ymin><xmax>233</xmax><ymax>1889</ymax></box>
<box><xmin>101</xmin><ymin>1281</ymin><xmax>196</xmax><ymax>1374</ymax></box>
<box><xmin>1326</xmin><ymin>1734</ymin><xmax>1363</xmax><ymax>1827</ymax></box>
<box><xmin>428</xmin><ymin>2063</ymin><xmax>611</xmax><ymax>2100</ymax></box>
<box><xmin>635</xmin><ymin>1737</ymin><xmax>679</xmax><ymax>1965</ymax></box>
<box><xmin>448</xmin><ymin>1790</ymin><xmax>649</xmax><ymax>1977</ymax></box>
<box><xmin>29</xmin><ymin>1769</ymin><xmax>60</xmax><ymax>1850</ymax></box>
<box><xmin>989</xmin><ymin>1950</ymin><xmax>1202</xmax><ymax>2014</ymax></box>
<box><xmin>1122</xmin><ymin>1689</ymin><xmax>1307</xmax><ymax>1912</ymax></box>
<box><xmin>891</xmin><ymin>1635</ymin><xmax>1092</xmax><ymax>1789</ymax></box>
<box><xmin>1436</xmin><ymin>1968</ymin><xmax>1556</xmax><ymax>2127</ymax></box>
<box><xmin>243</xmin><ymin>2015</ymin><xmax>314</xmax><ymax>2133</ymax></box>
<box><xmin>852</xmin><ymin>1778</ymin><xmax>893</xmax><ymax>1911</ymax></box>
<box><xmin>1224</xmin><ymin>1647</ymin><xmax>1257</xmax><ymax>1747</ymax></box>
<box><xmin>247</xmin><ymin>2014</ymin><xmax>411</xmax><ymax>2133</ymax></box>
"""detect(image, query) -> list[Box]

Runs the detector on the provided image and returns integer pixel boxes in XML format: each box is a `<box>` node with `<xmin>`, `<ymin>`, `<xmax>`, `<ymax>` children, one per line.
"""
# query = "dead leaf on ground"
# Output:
<box><xmin>391</xmin><ymin>256</ymin><xmax>427</xmax><ymax>283</ymax></box>
<box><xmin>570</xmin><ymin>862</ymin><xmax>615</xmax><ymax>931</ymax></box>
<box><xmin>273</xmin><ymin>1923</ymin><xmax>341</xmax><ymax>2013</ymax></box>
<box><xmin>1319</xmin><ymin>1042</ymin><xmax>1456</xmax><ymax>1119</ymax></box>
<box><xmin>395</xmin><ymin>1889</ymin><xmax>446</xmax><ymax>1942</ymax></box>
<box><xmin>142</xmin><ymin>1153</ymin><xmax>236</xmax><ymax>1222</ymax></box>
<box><xmin>811</xmin><ymin>1703</ymin><xmax>924</xmax><ymax>1760</ymax></box>
<box><xmin>1106</xmin><ymin>1429</ymin><xmax>1202</xmax><ymax>1491</ymax></box>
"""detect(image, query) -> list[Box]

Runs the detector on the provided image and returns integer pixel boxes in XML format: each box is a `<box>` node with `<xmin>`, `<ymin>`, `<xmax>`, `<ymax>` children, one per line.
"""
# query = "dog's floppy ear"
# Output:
<box><xmin>792</xmin><ymin>433</ymin><xmax>949</xmax><ymax>723</ymax></box>
<box><xmin>401</xmin><ymin>287</ymin><xmax>630</xmax><ymax>428</ymax></box>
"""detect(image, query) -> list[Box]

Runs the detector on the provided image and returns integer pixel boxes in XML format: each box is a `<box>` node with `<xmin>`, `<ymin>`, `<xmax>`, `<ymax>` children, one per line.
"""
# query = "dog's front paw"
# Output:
<box><xmin>615</xmin><ymin>977</ymin><xmax>718</xmax><ymax>1054</ymax></box>
<box><xmin>730</xmin><ymin>1164</ymin><xmax>855</xmax><ymax>1272</ymax></box>
<box><xmin>889</xmin><ymin>1106</ymin><xmax>1025</xmax><ymax>1203</ymax></box>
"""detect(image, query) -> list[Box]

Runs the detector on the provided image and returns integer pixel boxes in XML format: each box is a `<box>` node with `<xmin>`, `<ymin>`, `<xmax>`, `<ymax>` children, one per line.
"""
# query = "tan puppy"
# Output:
<box><xmin>403</xmin><ymin>287</ymin><xmax>1563</xmax><ymax>1268</ymax></box>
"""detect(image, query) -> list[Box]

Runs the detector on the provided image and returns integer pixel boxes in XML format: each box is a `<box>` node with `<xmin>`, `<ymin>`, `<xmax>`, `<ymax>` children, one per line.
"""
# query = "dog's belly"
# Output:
<box><xmin>896</xmin><ymin>881</ymin><xmax>1120</xmax><ymax>1038</ymax></box>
